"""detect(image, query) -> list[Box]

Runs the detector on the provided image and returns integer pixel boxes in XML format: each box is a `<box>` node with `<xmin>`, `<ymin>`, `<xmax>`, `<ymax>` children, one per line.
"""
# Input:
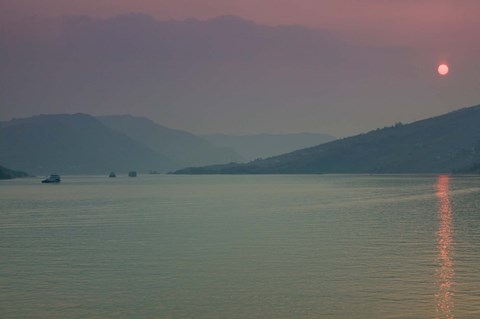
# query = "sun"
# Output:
<box><xmin>438</xmin><ymin>64</ymin><xmax>449</xmax><ymax>76</ymax></box>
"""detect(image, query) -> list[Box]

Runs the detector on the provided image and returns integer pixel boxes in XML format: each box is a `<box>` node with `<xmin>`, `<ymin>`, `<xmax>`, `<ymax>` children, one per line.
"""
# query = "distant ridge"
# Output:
<box><xmin>98</xmin><ymin>115</ymin><xmax>242</xmax><ymax>168</ymax></box>
<box><xmin>202</xmin><ymin>133</ymin><xmax>335</xmax><ymax>161</ymax></box>
<box><xmin>0</xmin><ymin>165</ymin><xmax>29</xmax><ymax>179</ymax></box>
<box><xmin>0</xmin><ymin>113</ymin><xmax>242</xmax><ymax>175</ymax></box>
<box><xmin>173</xmin><ymin>104</ymin><xmax>480</xmax><ymax>174</ymax></box>
<box><xmin>0</xmin><ymin>113</ymin><xmax>172</xmax><ymax>175</ymax></box>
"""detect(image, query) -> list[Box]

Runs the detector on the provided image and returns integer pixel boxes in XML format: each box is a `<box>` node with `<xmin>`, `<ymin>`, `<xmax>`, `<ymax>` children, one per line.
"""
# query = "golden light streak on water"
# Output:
<box><xmin>435</xmin><ymin>175</ymin><xmax>455</xmax><ymax>319</ymax></box>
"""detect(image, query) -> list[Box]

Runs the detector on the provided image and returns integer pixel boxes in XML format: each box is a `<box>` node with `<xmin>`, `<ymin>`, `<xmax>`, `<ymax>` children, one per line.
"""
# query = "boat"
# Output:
<box><xmin>128</xmin><ymin>171</ymin><xmax>137</xmax><ymax>177</ymax></box>
<box><xmin>41</xmin><ymin>174</ymin><xmax>61</xmax><ymax>183</ymax></box>
<box><xmin>109</xmin><ymin>171</ymin><xmax>116</xmax><ymax>178</ymax></box>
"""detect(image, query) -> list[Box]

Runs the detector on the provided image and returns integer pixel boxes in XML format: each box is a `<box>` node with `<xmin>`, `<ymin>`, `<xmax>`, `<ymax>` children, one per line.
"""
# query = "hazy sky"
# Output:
<box><xmin>3</xmin><ymin>0</ymin><xmax>479</xmax><ymax>45</ymax></box>
<box><xmin>1</xmin><ymin>0</ymin><xmax>479</xmax><ymax>136</ymax></box>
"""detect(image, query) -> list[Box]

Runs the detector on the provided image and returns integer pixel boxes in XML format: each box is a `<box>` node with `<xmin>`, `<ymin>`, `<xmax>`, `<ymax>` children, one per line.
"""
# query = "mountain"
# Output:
<box><xmin>0</xmin><ymin>114</ymin><xmax>172</xmax><ymax>175</ymax></box>
<box><xmin>203</xmin><ymin>133</ymin><xmax>335</xmax><ymax>161</ymax></box>
<box><xmin>0</xmin><ymin>165</ymin><xmax>29</xmax><ymax>179</ymax></box>
<box><xmin>173</xmin><ymin>104</ymin><xmax>480</xmax><ymax>174</ymax></box>
<box><xmin>97</xmin><ymin>115</ymin><xmax>242</xmax><ymax>167</ymax></box>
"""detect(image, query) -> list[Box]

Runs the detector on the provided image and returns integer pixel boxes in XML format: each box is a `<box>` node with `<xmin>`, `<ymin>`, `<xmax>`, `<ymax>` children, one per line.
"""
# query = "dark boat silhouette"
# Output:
<box><xmin>128</xmin><ymin>171</ymin><xmax>137</xmax><ymax>177</ymax></box>
<box><xmin>109</xmin><ymin>172</ymin><xmax>116</xmax><ymax>178</ymax></box>
<box><xmin>42</xmin><ymin>174</ymin><xmax>61</xmax><ymax>183</ymax></box>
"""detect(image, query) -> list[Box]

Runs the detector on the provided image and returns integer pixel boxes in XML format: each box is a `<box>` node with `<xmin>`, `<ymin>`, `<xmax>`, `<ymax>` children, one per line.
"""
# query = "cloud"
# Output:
<box><xmin>1</xmin><ymin>14</ymin><xmax>479</xmax><ymax>136</ymax></box>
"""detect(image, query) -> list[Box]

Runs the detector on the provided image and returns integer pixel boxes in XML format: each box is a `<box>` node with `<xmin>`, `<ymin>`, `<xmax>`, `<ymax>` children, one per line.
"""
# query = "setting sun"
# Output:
<box><xmin>438</xmin><ymin>64</ymin><xmax>449</xmax><ymax>76</ymax></box>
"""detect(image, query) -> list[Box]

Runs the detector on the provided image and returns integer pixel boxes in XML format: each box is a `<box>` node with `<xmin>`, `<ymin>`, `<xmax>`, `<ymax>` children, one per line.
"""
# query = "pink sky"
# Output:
<box><xmin>2</xmin><ymin>0</ymin><xmax>479</xmax><ymax>47</ymax></box>
<box><xmin>1</xmin><ymin>0</ymin><xmax>479</xmax><ymax>135</ymax></box>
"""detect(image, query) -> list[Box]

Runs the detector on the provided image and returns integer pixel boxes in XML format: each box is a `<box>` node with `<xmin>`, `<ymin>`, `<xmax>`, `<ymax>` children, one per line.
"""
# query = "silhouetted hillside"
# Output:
<box><xmin>174</xmin><ymin>104</ymin><xmax>480</xmax><ymax>174</ymax></box>
<box><xmin>203</xmin><ymin>133</ymin><xmax>335</xmax><ymax>161</ymax></box>
<box><xmin>0</xmin><ymin>165</ymin><xmax>29</xmax><ymax>179</ymax></box>
<box><xmin>0</xmin><ymin>114</ymin><xmax>172</xmax><ymax>175</ymax></box>
<box><xmin>98</xmin><ymin>115</ymin><xmax>242</xmax><ymax>167</ymax></box>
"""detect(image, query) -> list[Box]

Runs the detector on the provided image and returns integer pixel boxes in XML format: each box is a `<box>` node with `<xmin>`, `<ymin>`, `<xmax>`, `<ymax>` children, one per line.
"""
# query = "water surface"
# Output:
<box><xmin>1</xmin><ymin>175</ymin><xmax>480</xmax><ymax>318</ymax></box>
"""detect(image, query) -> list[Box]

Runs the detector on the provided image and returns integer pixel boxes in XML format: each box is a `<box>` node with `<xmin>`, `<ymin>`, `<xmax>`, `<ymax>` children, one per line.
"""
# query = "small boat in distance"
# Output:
<box><xmin>109</xmin><ymin>172</ymin><xmax>116</xmax><ymax>178</ymax></box>
<box><xmin>128</xmin><ymin>171</ymin><xmax>137</xmax><ymax>177</ymax></box>
<box><xmin>42</xmin><ymin>174</ymin><xmax>61</xmax><ymax>183</ymax></box>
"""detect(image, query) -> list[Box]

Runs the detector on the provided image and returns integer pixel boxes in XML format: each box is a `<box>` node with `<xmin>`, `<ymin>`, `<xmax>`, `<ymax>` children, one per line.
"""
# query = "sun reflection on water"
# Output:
<box><xmin>435</xmin><ymin>175</ymin><xmax>454</xmax><ymax>319</ymax></box>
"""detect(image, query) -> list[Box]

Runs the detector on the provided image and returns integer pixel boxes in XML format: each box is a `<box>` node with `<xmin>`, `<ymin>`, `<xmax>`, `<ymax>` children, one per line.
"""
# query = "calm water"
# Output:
<box><xmin>1</xmin><ymin>175</ymin><xmax>480</xmax><ymax>318</ymax></box>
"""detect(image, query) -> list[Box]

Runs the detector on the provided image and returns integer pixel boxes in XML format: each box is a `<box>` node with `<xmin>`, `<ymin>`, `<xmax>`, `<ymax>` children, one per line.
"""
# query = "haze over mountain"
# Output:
<box><xmin>203</xmin><ymin>133</ymin><xmax>335</xmax><ymax>161</ymax></box>
<box><xmin>0</xmin><ymin>114</ymin><xmax>173</xmax><ymax>175</ymax></box>
<box><xmin>1</xmin><ymin>14</ymin><xmax>479</xmax><ymax>137</ymax></box>
<box><xmin>0</xmin><ymin>113</ymin><xmax>245</xmax><ymax>175</ymax></box>
<box><xmin>0</xmin><ymin>165</ymin><xmax>29</xmax><ymax>180</ymax></box>
<box><xmin>174</xmin><ymin>104</ymin><xmax>480</xmax><ymax>174</ymax></box>
<box><xmin>98</xmin><ymin>115</ymin><xmax>242</xmax><ymax>167</ymax></box>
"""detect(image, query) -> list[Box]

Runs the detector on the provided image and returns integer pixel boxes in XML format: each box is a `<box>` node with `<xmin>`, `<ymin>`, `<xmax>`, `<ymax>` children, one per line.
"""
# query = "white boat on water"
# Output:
<box><xmin>42</xmin><ymin>174</ymin><xmax>61</xmax><ymax>183</ymax></box>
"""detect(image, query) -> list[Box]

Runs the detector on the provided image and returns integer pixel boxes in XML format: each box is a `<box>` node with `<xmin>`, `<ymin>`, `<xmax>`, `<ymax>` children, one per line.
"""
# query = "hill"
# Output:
<box><xmin>0</xmin><ymin>114</ymin><xmax>172</xmax><ymax>175</ymax></box>
<box><xmin>174</xmin><ymin>104</ymin><xmax>480</xmax><ymax>174</ymax></box>
<box><xmin>202</xmin><ymin>133</ymin><xmax>335</xmax><ymax>161</ymax></box>
<box><xmin>0</xmin><ymin>165</ymin><xmax>29</xmax><ymax>179</ymax></box>
<box><xmin>97</xmin><ymin>115</ymin><xmax>242</xmax><ymax>168</ymax></box>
